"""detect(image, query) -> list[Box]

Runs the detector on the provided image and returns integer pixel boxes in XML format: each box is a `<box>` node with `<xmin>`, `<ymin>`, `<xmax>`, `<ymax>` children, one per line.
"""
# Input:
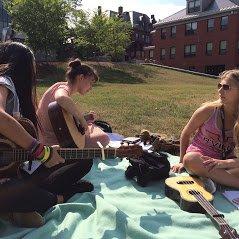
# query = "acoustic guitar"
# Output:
<box><xmin>0</xmin><ymin>118</ymin><xmax>143</xmax><ymax>179</ymax></box>
<box><xmin>165</xmin><ymin>176</ymin><xmax>239</xmax><ymax>239</ymax></box>
<box><xmin>48</xmin><ymin>101</ymin><xmax>85</xmax><ymax>148</ymax></box>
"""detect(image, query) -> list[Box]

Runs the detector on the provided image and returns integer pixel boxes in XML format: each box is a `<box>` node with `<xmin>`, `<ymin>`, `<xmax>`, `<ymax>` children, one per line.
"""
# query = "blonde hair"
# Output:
<box><xmin>219</xmin><ymin>69</ymin><xmax>239</xmax><ymax>155</ymax></box>
<box><xmin>200</xmin><ymin>69</ymin><xmax>239</xmax><ymax>155</ymax></box>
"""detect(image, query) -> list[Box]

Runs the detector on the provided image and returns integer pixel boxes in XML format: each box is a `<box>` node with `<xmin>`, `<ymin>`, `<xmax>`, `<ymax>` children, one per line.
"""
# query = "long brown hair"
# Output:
<box><xmin>0</xmin><ymin>42</ymin><xmax>39</xmax><ymax>128</ymax></box>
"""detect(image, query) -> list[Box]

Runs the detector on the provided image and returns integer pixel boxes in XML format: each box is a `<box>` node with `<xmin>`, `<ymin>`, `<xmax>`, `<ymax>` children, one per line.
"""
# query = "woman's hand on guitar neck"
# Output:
<box><xmin>44</xmin><ymin>145</ymin><xmax>65</xmax><ymax>168</ymax></box>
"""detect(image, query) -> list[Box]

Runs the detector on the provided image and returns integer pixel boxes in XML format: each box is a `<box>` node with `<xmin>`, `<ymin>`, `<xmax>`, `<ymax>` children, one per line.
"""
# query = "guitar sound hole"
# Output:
<box><xmin>177</xmin><ymin>180</ymin><xmax>194</xmax><ymax>185</ymax></box>
<box><xmin>189</xmin><ymin>190</ymin><xmax>201</xmax><ymax>195</ymax></box>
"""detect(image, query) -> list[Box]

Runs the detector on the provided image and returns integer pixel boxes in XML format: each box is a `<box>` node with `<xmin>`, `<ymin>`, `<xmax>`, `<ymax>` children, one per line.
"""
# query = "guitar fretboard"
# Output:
<box><xmin>0</xmin><ymin>148</ymin><xmax>119</xmax><ymax>162</ymax></box>
<box><xmin>192</xmin><ymin>191</ymin><xmax>238</xmax><ymax>239</ymax></box>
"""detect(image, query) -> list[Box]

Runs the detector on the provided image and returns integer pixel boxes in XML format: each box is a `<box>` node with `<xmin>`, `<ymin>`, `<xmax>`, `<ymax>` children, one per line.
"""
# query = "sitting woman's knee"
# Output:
<box><xmin>183</xmin><ymin>152</ymin><xmax>205</xmax><ymax>176</ymax></box>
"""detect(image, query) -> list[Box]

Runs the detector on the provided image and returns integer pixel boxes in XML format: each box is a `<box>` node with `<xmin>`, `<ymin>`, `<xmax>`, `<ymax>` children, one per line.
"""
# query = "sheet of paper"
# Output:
<box><xmin>222</xmin><ymin>190</ymin><xmax>239</xmax><ymax>209</ymax></box>
<box><xmin>22</xmin><ymin>160</ymin><xmax>42</xmax><ymax>174</ymax></box>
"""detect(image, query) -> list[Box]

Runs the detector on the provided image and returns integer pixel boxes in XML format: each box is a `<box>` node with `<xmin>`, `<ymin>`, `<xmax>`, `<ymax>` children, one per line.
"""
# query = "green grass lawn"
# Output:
<box><xmin>37</xmin><ymin>62</ymin><xmax>219</xmax><ymax>138</ymax></box>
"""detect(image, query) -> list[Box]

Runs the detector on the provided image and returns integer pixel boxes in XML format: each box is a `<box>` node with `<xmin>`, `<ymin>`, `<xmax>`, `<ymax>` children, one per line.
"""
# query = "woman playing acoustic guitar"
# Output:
<box><xmin>37</xmin><ymin>58</ymin><xmax>109</xmax><ymax>148</ymax></box>
<box><xmin>0</xmin><ymin>42</ymin><xmax>93</xmax><ymax>228</ymax></box>
<box><xmin>172</xmin><ymin>70</ymin><xmax>239</xmax><ymax>192</ymax></box>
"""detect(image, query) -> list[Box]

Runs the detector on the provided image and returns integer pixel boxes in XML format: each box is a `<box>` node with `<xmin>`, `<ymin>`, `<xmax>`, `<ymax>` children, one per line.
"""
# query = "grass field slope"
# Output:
<box><xmin>37</xmin><ymin>62</ymin><xmax>218</xmax><ymax>138</ymax></box>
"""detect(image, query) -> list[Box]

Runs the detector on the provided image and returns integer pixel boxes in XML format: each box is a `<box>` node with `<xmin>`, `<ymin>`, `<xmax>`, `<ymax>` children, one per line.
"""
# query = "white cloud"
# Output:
<box><xmin>81</xmin><ymin>1</ymin><xmax>184</xmax><ymax>21</ymax></box>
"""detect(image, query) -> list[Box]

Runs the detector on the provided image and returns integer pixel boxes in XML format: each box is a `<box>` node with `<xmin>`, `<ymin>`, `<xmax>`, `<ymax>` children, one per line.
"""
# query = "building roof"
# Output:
<box><xmin>155</xmin><ymin>0</ymin><xmax>239</xmax><ymax>26</ymax></box>
<box><xmin>128</xmin><ymin>11</ymin><xmax>150</xmax><ymax>27</ymax></box>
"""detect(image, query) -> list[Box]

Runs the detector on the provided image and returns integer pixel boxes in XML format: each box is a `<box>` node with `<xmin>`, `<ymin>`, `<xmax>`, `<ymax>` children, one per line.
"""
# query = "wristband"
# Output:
<box><xmin>28</xmin><ymin>139</ymin><xmax>39</xmax><ymax>154</ymax></box>
<box><xmin>40</xmin><ymin>146</ymin><xmax>52</xmax><ymax>163</ymax></box>
<box><xmin>32</xmin><ymin>143</ymin><xmax>44</xmax><ymax>158</ymax></box>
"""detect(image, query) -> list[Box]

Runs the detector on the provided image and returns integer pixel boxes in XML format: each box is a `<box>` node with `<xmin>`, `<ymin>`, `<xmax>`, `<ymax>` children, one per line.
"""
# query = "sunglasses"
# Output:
<box><xmin>217</xmin><ymin>83</ymin><xmax>231</xmax><ymax>91</ymax></box>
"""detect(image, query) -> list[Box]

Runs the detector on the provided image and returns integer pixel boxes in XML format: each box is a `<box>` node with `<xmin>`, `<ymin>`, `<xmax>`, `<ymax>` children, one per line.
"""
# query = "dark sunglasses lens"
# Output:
<box><xmin>218</xmin><ymin>83</ymin><xmax>230</xmax><ymax>90</ymax></box>
<box><xmin>223</xmin><ymin>84</ymin><xmax>230</xmax><ymax>90</ymax></box>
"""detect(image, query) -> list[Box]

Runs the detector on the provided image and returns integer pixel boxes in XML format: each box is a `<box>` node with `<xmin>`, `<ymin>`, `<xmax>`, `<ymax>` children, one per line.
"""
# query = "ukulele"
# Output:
<box><xmin>165</xmin><ymin>176</ymin><xmax>239</xmax><ymax>239</ymax></box>
<box><xmin>0</xmin><ymin>117</ymin><xmax>143</xmax><ymax>179</ymax></box>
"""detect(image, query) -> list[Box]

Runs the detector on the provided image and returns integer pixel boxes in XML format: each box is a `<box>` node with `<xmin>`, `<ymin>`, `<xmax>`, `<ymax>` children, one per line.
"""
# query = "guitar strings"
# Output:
<box><xmin>183</xmin><ymin>179</ymin><xmax>237</xmax><ymax>239</ymax></box>
<box><xmin>195</xmin><ymin>192</ymin><xmax>237</xmax><ymax>239</ymax></box>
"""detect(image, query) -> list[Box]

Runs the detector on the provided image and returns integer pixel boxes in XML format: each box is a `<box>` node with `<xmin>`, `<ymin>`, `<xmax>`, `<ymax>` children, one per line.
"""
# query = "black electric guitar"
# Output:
<box><xmin>0</xmin><ymin>118</ymin><xmax>143</xmax><ymax>179</ymax></box>
<box><xmin>165</xmin><ymin>176</ymin><xmax>239</xmax><ymax>239</ymax></box>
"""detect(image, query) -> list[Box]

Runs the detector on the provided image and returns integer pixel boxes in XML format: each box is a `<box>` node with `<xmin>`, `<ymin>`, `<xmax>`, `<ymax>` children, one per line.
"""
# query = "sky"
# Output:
<box><xmin>81</xmin><ymin>0</ymin><xmax>185</xmax><ymax>21</ymax></box>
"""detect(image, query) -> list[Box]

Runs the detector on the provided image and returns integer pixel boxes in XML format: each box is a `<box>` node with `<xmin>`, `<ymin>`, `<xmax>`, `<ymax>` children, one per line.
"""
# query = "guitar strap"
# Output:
<box><xmin>220</xmin><ymin>105</ymin><xmax>226</xmax><ymax>160</ymax></box>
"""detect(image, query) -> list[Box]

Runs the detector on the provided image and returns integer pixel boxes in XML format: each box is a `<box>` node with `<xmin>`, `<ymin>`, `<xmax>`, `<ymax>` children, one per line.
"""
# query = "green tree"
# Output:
<box><xmin>72</xmin><ymin>10</ymin><xmax>132</xmax><ymax>61</ymax></box>
<box><xmin>103</xmin><ymin>17</ymin><xmax>132</xmax><ymax>61</ymax></box>
<box><xmin>72</xmin><ymin>10</ymin><xmax>108</xmax><ymax>58</ymax></box>
<box><xmin>4</xmin><ymin>0</ymin><xmax>70</xmax><ymax>61</ymax></box>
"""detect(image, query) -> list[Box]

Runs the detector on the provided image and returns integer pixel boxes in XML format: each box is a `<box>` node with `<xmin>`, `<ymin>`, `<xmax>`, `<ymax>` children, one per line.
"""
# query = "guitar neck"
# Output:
<box><xmin>1</xmin><ymin>147</ymin><xmax>119</xmax><ymax>162</ymax></box>
<box><xmin>193</xmin><ymin>193</ymin><xmax>232</xmax><ymax>231</ymax></box>
<box><xmin>58</xmin><ymin>148</ymin><xmax>118</xmax><ymax>160</ymax></box>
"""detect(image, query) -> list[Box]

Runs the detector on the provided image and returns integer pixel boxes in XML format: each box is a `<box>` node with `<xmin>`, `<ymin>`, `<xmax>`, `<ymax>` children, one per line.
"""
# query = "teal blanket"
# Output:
<box><xmin>0</xmin><ymin>155</ymin><xmax>238</xmax><ymax>239</ymax></box>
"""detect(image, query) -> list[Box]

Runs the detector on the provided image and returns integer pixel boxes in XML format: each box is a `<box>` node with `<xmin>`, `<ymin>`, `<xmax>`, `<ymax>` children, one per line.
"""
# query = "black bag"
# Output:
<box><xmin>94</xmin><ymin>120</ymin><xmax>113</xmax><ymax>133</ymax></box>
<box><xmin>125</xmin><ymin>151</ymin><xmax>170</xmax><ymax>187</ymax></box>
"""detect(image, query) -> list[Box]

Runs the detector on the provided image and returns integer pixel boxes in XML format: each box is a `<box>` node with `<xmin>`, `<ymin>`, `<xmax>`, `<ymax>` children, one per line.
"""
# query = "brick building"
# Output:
<box><xmin>106</xmin><ymin>6</ymin><xmax>156</xmax><ymax>60</ymax></box>
<box><xmin>146</xmin><ymin>0</ymin><xmax>239</xmax><ymax>75</ymax></box>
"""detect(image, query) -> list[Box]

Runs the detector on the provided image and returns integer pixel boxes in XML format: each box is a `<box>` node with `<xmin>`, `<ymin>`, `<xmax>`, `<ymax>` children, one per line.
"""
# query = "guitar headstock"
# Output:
<box><xmin>117</xmin><ymin>144</ymin><xmax>143</xmax><ymax>158</ymax></box>
<box><xmin>219</xmin><ymin>224</ymin><xmax>239</xmax><ymax>239</ymax></box>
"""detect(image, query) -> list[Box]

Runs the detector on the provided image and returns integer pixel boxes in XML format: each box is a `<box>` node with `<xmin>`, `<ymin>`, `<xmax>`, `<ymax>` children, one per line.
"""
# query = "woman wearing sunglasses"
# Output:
<box><xmin>172</xmin><ymin>69</ymin><xmax>239</xmax><ymax>192</ymax></box>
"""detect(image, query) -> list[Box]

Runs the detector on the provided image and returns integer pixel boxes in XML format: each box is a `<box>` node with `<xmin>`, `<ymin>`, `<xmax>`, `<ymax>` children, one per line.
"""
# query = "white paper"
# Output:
<box><xmin>222</xmin><ymin>190</ymin><xmax>239</xmax><ymax>209</ymax></box>
<box><xmin>22</xmin><ymin>160</ymin><xmax>42</xmax><ymax>174</ymax></box>
<box><xmin>107</xmin><ymin>133</ymin><xmax>124</xmax><ymax>142</ymax></box>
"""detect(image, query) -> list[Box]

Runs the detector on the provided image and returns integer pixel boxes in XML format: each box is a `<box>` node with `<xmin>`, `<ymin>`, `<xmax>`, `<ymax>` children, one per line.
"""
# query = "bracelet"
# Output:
<box><xmin>36</xmin><ymin>145</ymin><xmax>52</xmax><ymax>163</ymax></box>
<box><xmin>40</xmin><ymin>146</ymin><xmax>52</xmax><ymax>163</ymax></box>
<box><xmin>28</xmin><ymin>139</ymin><xmax>39</xmax><ymax>154</ymax></box>
<box><xmin>32</xmin><ymin>143</ymin><xmax>44</xmax><ymax>158</ymax></box>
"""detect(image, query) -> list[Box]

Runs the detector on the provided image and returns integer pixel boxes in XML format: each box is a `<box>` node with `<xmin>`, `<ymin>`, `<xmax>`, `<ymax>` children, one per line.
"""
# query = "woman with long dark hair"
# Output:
<box><xmin>0</xmin><ymin>42</ymin><xmax>93</xmax><ymax>228</ymax></box>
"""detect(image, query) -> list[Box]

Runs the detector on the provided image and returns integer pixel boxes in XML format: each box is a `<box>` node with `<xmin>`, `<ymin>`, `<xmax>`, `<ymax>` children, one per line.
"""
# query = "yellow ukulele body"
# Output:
<box><xmin>165</xmin><ymin>176</ymin><xmax>214</xmax><ymax>213</ymax></box>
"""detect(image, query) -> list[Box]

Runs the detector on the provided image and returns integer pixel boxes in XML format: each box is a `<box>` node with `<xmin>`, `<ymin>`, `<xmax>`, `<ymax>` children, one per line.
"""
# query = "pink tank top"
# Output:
<box><xmin>37</xmin><ymin>82</ymin><xmax>70</xmax><ymax>146</ymax></box>
<box><xmin>186</xmin><ymin>108</ymin><xmax>235</xmax><ymax>159</ymax></box>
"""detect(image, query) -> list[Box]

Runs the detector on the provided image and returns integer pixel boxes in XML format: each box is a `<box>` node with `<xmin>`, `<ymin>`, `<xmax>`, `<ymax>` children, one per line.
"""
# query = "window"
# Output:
<box><xmin>188</xmin><ymin>66</ymin><xmax>196</xmax><ymax>71</ymax></box>
<box><xmin>219</xmin><ymin>40</ymin><xmax>227</xmax><ymax>55</ymax></box>
<box><xmin>161</xmin><ymin>28</ymin><xmax>166</xmax><ymax>39</ymax></box>
<box><xmin>207</xmin><ymin>19</ymin><xmax>214</xmax><ymax>32</ymax></box>
<box><xmin>145</xmin><ymin>36</ymin><xmax>150</xmax><ymax>43</ymax></box>
<box><xmin>136</xmin><ymin>51</ymin><xmax>141</xmax><ymax>58</ymax></box>
<box><xmin>185</xmin><ymin>22</ymin><xmax>197</xmax><ymax>35</ymax></box>
<box><xmin>135</xmin><ymin>33</ymin><xmax>139</xmax><ymax>39</ymax></box>
<box><xmin>221</xmin><ymin>16</ymin><xmax>228</xmax><ymax>30</ymax></box>
<box><xmin>171</xmin><ymin>26</ymin><xmax>176</xmax><ymax>38</ymax></box>
<box><xmin>188</xmin><ymin>0</ymin><xmax>200</xmax><ymax>13</ymax></box>
<box><xmin>141</xmin><ymin>51</ymin><xmax>145</xmax><ymax>58</ymax></box>
<box><xmin>160</xmin><ymin>48</ymin><xmax>166</xmax><ymax>60</ymax></box>
<box><xmin>206</xmin><ymin>42</ymin><xmax>213</xmax><ymax>55</ymax></box>
<box><xmin>184</xmin><ymin>44</ymin><xmax>196</xmax><ymax>57</ymax></box>
<box><xmin>149</xmin><ymin>50</ymin><xmax>154</xmax><ymax>58</ymax></box>
<box><xmin>170</xmin><ymin>47</ymin><xmax>176</xmax><ymax>59</ymax></box>
<box><xmin>142</xmin><ymin>34</ymin><xmax>145</xmax><ymax>40</ymax></box>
